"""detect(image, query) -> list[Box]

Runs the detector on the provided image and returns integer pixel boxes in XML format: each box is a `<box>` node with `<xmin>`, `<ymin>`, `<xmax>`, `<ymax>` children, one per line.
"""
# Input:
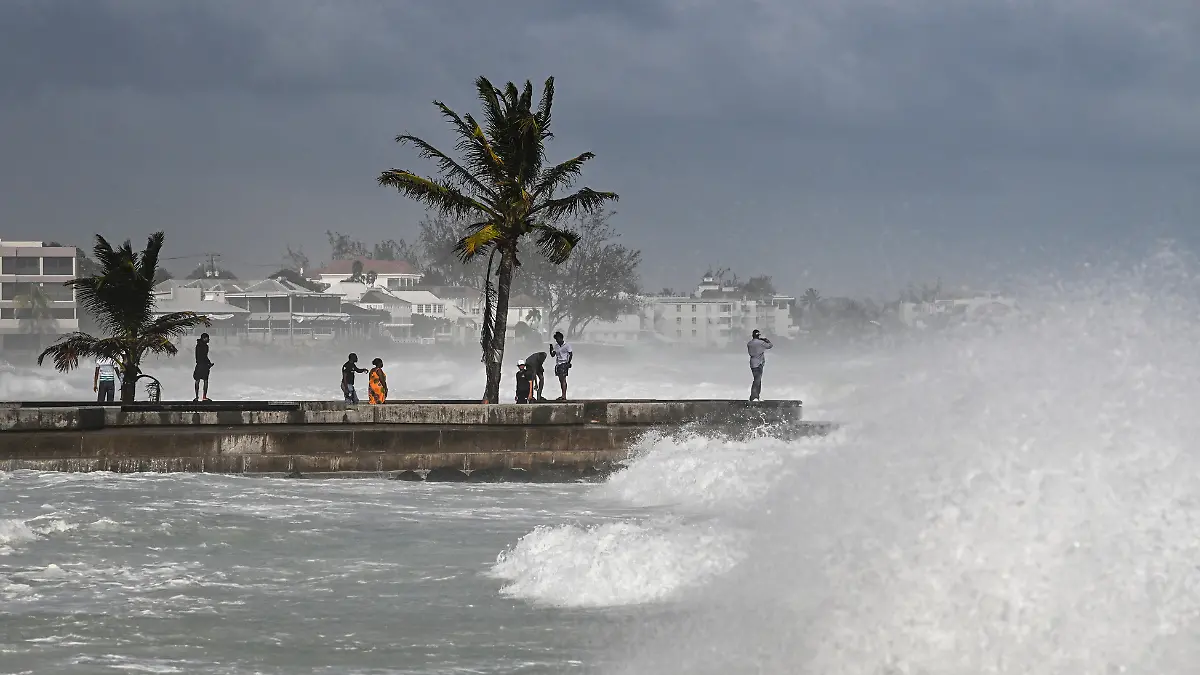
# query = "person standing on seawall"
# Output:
<box><xmin>549</xmin><ymin>332</ymin><xmax>573</xmax><ymax>401</ymax></box>
<box><xmin>193</xmin><ymin>333</ymin><xmax>214</xmax><ymax>402</ymax></box>
<box><xmin>94</xmin><ymin>356</ymin><xmax>121</xmax><ymax>403</ymax></box>
<box><xmin>515</xmin><ymin>359</ymin><xmax>535</xmax><ymax>404</ymax></box>
<box><xmin>341</xmin><ymin>353</ymin><xmax>368</xmax><ymax>404</ymax></box>
<box><xmin>746</xmin><ymin>329</ymin><xmax>772</xmax><ymax>401</ymax></box>
<box><xmin>368</xmin><ymin>358</ymin><xmax>388</xmax><ymax>404</ymax></box>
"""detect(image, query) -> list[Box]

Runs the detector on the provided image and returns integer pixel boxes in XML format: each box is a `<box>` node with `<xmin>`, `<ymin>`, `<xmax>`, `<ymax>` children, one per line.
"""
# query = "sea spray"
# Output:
<box><xmin>581</xmin><ymin>251</ymin><xmax>1200</xmax><ymax>674</ymax></box>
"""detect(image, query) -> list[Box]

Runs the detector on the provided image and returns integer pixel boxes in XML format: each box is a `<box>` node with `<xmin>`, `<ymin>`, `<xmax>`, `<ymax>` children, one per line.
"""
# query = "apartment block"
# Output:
<box><xmin>0</xmin><ymin>240</ymin><xmax>78</xmax><ymax>352</ymax></box>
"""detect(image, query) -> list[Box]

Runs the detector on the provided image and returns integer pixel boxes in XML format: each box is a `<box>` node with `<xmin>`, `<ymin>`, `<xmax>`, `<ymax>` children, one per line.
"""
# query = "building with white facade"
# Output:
<box><xmin>640</xmin><ymin>274</ymin><xmax>797</xmax><ymax>348</ymax></box>
<box><xmin>310</xmin><ymin>258</ymin><xmax>422</xmax><ymax>290</ymax></box>
<box><xmin>0</xmin><ymin>240</ymin><xmax>78</xmax><ymax>352</ymax></box>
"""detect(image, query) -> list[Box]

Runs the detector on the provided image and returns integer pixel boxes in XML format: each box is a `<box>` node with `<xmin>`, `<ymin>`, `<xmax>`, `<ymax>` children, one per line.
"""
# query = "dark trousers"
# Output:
<box><xmin>97</xmin><ymin>380</ymin><xmax>115</xmax><ymax>403</ymax></box>
<box><xmin>750</xmin><ymin>365</ymin><xmax>764</xmax><ymax>400</ymax></box>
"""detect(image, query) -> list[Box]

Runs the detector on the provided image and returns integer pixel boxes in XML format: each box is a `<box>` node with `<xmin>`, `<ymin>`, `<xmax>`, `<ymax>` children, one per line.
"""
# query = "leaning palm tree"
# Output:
<box><xmin>37</xmin><ymin>233</ymin><xmax>211</xmax><ymax>403</ymax></box>
<box><xmin>379</xmin><ymin>76</ymin><xmax>617</xmax><ymax>403</ymax></box>
<box><xmin>802</xmin><ymin>288</ymin><xmax>822</xmax><ymax>312</ymax></box>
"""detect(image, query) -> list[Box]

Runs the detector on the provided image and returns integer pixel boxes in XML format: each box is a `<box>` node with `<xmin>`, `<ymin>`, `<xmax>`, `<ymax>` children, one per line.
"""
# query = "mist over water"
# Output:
<box><xmin>493</xmin><ymin>250</ymin><xmax>1200</xmax><ymax>674</ymax></box>
<box><xmin>5</xmin><ymin>251</ymin><xmax>1200</xmax><ymax>673</ymax></box>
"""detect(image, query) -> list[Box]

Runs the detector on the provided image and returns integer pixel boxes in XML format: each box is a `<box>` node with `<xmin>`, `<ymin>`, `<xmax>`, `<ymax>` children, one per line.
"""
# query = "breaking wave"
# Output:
<box><xmin>497</xmin><ymin>247</ymin><xmax>1200</xmax><ymax>674</ymax></box>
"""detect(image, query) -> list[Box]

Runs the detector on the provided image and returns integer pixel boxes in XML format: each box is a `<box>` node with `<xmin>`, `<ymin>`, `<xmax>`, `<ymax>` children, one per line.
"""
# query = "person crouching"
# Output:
<box><xmin>515</xmin><ymin>359</ymin><xmax>535</xmax><ymax>404</ymax></box>
<box><xmin>368</xmin><ymin>358</ymin><xmax>388</xmax><ymax>404</ymax></box>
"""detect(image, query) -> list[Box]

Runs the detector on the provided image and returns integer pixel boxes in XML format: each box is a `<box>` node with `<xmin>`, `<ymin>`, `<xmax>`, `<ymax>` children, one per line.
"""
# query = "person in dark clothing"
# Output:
<box><xmin>193</xmin><ymin>333</ymin><xmax>214</xmax><ymax>401</ymax></box>
<box><xmin>746</xmin><ymin>329</ymin><xmax>773</xmax><ymax>401</ymax></box>
<box><xmin>524</xmin><ymin>351</ymin><xmax>547</xmax><ymax>401</ymax></box>
<box><xmin>515</xmin><ymin>359</ymin><xmax>535</xmax><ymax>404</ymax></box>
<box><xmin>341</xmin><ymin>352</ymin><xmax>368</xmax><ymax>404</ymax></box>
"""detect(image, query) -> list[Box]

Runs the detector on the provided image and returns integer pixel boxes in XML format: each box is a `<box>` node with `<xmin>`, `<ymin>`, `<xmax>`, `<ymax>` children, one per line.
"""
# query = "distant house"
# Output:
<box><xmin>506</xmin><ymin>294</ymin><xmax>547</xmax><ymax>338</ymax></box>
<box><xmin>310</xmin><ymin>258</ymin><xmax>422</xmax><ymax>290</ymax></box>
<box><xmin>356</xmin><ymin>289</ymin><xmax>414</xmax><ymax>338</ymax></box>
<box><xmin>151</xmin><ymin>286</ymin><xmax>249</xmax><ymax>340</ymax></box>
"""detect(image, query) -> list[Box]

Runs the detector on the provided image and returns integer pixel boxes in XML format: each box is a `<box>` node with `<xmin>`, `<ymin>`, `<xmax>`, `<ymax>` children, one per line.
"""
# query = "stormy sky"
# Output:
<box><xmin>1</xmin><ymin>0</ymin><xmax>1197</xmax><ymax>297</ymax></box>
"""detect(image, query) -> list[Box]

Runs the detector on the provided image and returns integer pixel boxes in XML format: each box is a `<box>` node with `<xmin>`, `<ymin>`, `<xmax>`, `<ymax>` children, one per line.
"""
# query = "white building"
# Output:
<box><xmin>577</xmin><ymin>314</ymin><xmax>645</xmax><ymax>344</ymax></box>
<box><xmin>0</xmin><ymin>240</ymin><xmax>78</xmax><ymax>352</ymax></box>
<box><xmin>639</xmin><ymin>275</ymin><xmax>797</xmax><ymax>348</ymax></box>
<box><xmin>310</xmin><ymin>258</ymin><xmax>422</xmax><ymax>290</ymax></box>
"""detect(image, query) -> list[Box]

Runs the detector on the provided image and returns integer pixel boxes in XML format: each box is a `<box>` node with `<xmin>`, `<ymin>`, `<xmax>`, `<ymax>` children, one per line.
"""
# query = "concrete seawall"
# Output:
<box><xmin>0</xmin><ymin>400</ymin><xmax>833</xmax><ymax>481</ymax></box>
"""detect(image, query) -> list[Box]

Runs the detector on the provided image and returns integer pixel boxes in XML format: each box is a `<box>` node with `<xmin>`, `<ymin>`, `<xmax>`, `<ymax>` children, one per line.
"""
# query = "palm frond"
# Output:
<box><xmin>530</xmin><ymin>223</ymin><xmax>581</xmax><ymax>265</ymax></box>
<box><xmin>531</xmin><ymin>152</ymin><xmax>594</xmax><ymax>199</ymax></box>
<box><xmin>535</xmin><ymin>76</ymin><xmax>555</xmax><ymax>140</ymax></box>
<box><xmin>136</xmin><ymin>232</ymin><xmax>166</xmax><ymax>287</ymax></box>
<box><xmin>453</xmin><ymin>224</ymin><xmax>502</xmax><ymax>263</ymax></box>
<box><xmin>431</xmin><ymin>101</ymin><xmax>508</xmax><ymax>184</ymax></box>
<box><xmin>476</xmin><ymin>77</ymin><xmax>507</xmax><ymax>142</ymax></box>
<box><xmin>532</xmin><ymin>187</ymin><xmax>620</xmax><ymax>222</ymax></box>
<box><xmin>396</xmin><ymin>134</ymin><xmax>498</xmax><ymax>204</ymax></box>
<box><xmin>378</xmin><ymin>170</ymin><xmax>495</xmax><ymax>220</ymax></box>
<box><xmin>137</xmin><ymin>333</ymin><xmax>182</xmax><ymax>358</ymax></box>
<box><xmin>36</xmin><ymin>333</ymin><xmax>124</xmax><ymax>373</ymax></box>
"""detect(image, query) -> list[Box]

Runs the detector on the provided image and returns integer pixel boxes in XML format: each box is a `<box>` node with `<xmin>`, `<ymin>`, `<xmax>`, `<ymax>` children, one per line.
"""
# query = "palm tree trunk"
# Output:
<box><xmin>120</xmin><ymin>358</ymin><xmax>139</xmax><ymax>403</ymax></box>
<box><xmin>483</xmin><ymin>250</ymin><xmax>514</xmax><ymax>403</ymax></box>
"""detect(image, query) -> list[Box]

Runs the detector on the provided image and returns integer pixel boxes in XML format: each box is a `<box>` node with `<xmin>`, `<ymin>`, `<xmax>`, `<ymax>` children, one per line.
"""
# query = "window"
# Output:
<box><xmin>691</xmin><ymin>317</ymin><xmax>697</xmax><ymax>324</ymax></box>
<box><xmin>691</xmin><ymin>329</ymin><xmax>697</xmax><ymax>336</ymax></box>
<box><xmin>387</xmin><ymin>278</ymin><xmax>400</xmax><ymax>290</ymax></box>
<box><xmin>42</xmin><ymin>257</ymin><xmax>74</xmax><ymax>276</ymax></box>
<box><xmin>0</xmin><ymin>308</ymin><xmax>11</xmax><ymax>319</ymax></box>
<box><xmin>720</xmin><ymin>304</ymin><xmax>731</xmax><ymax>312</ymax></box>
<box><xmin>41</xmin><ymin>282</ymin><xmax>73</xmax><ymax>302</ymax></box>
<box><xmin>2</xmin><ymin>257</ymin><xmax>39</xmax><ymax>275</ymax></box>
<box><xmin>675</xmin><ymin>304</ymin><xmax>681</xmax><ymax>311</ymax></box>
<box><xmin>691</xmin><ymin>304</ymin><xmax>696</xmax><ymax>312</ymax></box>
<box><xmin>675</xmin><ymin>317</ymin><xmax>681</xmax><ymax>324</ymax></box>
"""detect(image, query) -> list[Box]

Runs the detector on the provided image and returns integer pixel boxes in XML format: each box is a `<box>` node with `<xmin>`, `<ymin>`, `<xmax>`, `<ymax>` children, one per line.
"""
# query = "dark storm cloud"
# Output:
<box><xmin>0</xmin><ymin>0</ymin><xmax>1197</xmax><ymax>293</ymax></box>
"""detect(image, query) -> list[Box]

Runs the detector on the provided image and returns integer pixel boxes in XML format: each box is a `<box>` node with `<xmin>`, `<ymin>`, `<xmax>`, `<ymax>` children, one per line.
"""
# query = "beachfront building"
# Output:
<box><xmin>222</xmin><ymin>279</ymin><xmax>350</xmax><ymax>340</ymax></box>
<box><xmin>151</xmin><ymin>286</ymin><xmax>249</xmax><ymax>341</ymax></box>
<box><xmin>310</xmin><ymin>258</ymin><xmax>422</xmax><ymax>290</ymax></box>
<box><xmin>576</xmin><ymin>314</ymin><xmax>646</xmax><ymax>344</ymax></box>
<box><xmin>640</xmin><ymin>274</ymin><xmax>798</xmax><ymax>348</ymax></box>
<box><xmin>0</xmin><ymin>240</ymin><xmax>78</xmax><ymax>352</ymax></box>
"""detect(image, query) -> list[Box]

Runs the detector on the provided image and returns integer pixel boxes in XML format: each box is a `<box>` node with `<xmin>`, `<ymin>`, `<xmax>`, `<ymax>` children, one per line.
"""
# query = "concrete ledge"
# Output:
<box><xmin>0</xmin><ymin>399</ymin><xmax>802</xmax><ymax>431</ymax></box>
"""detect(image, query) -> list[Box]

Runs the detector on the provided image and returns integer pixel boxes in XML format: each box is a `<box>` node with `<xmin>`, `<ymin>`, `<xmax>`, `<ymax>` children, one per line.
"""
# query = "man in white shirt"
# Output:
<box><xmin>746</xmin><ymin>329</ymin><xmax>773</xmax><ymax>401</ymax></box>
<box><xmin>549</xmin><ymin>331</ymin><xmax>574</xmax><ymax>401</ymax></box>
<box><xmin>94</xmin><ymin>356</ymin><xmax>121</xmax><ymax>403</ymax></box>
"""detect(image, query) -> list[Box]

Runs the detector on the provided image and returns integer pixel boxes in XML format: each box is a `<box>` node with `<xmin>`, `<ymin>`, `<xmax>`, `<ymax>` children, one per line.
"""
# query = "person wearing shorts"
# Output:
<box><xmin>549</xmin><ymin>332</ymin><xmax>573</xmax><ymax>401</ymax></box>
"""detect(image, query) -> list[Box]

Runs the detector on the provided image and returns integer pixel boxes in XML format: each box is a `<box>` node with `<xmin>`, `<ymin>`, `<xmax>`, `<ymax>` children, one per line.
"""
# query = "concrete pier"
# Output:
<box><xmin>0</xmin><ymin>400</ymin><xmax>833</xmax><ymax>481</ymax></box>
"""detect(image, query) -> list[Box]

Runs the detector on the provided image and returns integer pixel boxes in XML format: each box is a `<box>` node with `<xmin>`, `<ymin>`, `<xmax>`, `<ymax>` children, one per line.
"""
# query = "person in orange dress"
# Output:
<box><xmin>368</xmin><ymin>358</ymin><xmax>388</xmax><ymax>404</ymax></box>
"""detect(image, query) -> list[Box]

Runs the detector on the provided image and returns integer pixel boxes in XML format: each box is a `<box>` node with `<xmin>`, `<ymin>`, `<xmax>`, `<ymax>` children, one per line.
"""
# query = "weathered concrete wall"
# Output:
<box><xmin>0</xmin><ymin>423</ymin><xmax>654</xmax><ymax>480</ymax></box>
<box><xmin>0</xmin><ymin>399</ymin><xmax>802</xmax><ymax>431</ymax></box>
<box><xmin>0</xmin><ymin>399</ymin><xmax>831</xmax><ymax>481</ymax></box>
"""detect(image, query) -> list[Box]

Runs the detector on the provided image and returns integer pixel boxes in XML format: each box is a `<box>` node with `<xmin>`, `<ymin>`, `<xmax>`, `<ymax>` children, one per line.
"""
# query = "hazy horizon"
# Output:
<box><xmin>2</xmin><ymin>1</ymin><xmax>1198</xmax><ymax>298</ymax></box>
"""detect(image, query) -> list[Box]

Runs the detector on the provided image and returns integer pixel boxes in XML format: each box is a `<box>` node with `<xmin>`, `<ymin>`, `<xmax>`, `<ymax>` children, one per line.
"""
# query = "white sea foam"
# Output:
<box><xmin>597</xmin><ymin>250</ymin><xmax>1200</xmax><ymax>674</ymax></box>
<box><xmin>490</xmin><ymin>519</ymin><xmax>743</xmax><ymax>608</ymax></box>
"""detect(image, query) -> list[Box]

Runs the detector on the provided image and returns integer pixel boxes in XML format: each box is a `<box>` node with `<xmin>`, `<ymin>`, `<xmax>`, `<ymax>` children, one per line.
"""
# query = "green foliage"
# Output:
<box><xmin>378</xmin><ymin>75</ymin><xmax>618</xmax><ymax>403</ymax></box>
<box><xmin>37</xmin><ymin>233</ymin><xmax>211</xmax><ymax>402</ymax></box>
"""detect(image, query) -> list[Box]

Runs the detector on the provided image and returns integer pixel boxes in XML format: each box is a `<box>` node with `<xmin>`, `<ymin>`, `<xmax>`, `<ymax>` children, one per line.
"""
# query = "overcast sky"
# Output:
<box><xmin>1</xmin><ymin>0</ymin><xmax>1197</xmax><ymax>296</ymax></box>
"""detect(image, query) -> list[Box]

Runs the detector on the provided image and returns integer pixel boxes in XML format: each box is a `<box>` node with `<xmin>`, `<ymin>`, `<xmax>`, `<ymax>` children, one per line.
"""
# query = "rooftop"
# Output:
<box><xmin>311</xmin><ymin>258</ymin><xmax>419</xmax><ymax>277</ymax></box>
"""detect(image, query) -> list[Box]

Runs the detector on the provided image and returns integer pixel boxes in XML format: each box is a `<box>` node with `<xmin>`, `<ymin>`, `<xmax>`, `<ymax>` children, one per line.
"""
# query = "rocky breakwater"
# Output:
<box><xmin>0</xmin><ymin>399</ymin><xmax>830</xmax><ymax>481</ymax></box>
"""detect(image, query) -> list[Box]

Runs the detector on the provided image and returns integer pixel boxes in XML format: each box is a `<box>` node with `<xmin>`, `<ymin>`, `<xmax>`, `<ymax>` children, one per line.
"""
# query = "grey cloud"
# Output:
<box><xmin>0</xmin><ymin>0</ymin><xmax>1197</xmax><ymax>295</ymax></box>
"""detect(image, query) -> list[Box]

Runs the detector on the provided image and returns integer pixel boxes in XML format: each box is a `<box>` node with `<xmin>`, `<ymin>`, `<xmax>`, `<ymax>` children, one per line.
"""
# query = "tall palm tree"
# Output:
<box><xmin>37</xmin><ymin>233</ymin><xmax>211</xmax><ymax>403</ymax></box>
<box><xmin>378</xmin><ymin>76</ymin><xmax>617</xmax><ymax>403</ymax></box>
<box><xmin>14</xmin><ymin>284</ymin><xmax>57</xmax><ymax>342</ymax></box>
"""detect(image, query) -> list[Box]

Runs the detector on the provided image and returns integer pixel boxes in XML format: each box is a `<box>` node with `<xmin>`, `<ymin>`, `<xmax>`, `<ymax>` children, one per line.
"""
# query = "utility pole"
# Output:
<box><xmin>204</xmin><ymin>253</ymin><xmax>221</xmax><ymax>278</ymax></box>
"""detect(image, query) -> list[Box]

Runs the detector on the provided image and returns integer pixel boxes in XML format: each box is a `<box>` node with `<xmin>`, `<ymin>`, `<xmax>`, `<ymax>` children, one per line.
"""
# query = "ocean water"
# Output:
<box><xmin>4</xmin><ymin>251</ymin><xmax>1200</xmax><ymax>673</ymax></box>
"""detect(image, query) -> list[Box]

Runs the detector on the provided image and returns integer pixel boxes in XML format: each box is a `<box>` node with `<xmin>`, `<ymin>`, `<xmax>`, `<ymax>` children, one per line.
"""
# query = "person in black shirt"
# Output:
<box><xmin>193</xmin><ymin>333</ymin><xmax>214</xmax><ymax>402</ymax></box>
<box><xmin>524</xmin><ymin>351</ymin><xmax>547</xmax><ymax>401</ymax></box>
<box><xmin>515</xmin><ymin>359</ymin><xmax>535</xmax><ymax>404</ymax></box>
<box><xmin>341</xmin><ymin>352</ymin><xmax>368</xmax><ymax>404</ymax></box>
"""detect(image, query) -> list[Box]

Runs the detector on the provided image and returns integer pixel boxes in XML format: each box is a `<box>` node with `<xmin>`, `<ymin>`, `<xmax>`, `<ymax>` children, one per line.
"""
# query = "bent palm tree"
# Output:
<box><xmin>379</xmin><ymin>76</ymin><xmax>617</xmax><ymax>403</ymax></box>
<box><xmin>37</xmin><ymin>233</ymin><xmax>211</xmax><ymax>403</ymax></box>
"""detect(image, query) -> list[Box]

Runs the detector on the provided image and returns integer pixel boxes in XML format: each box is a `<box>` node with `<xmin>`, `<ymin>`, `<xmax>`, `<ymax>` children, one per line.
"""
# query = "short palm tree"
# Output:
<box><xmin>802</xmin><ymin>288</ymin><xmax>822</xmax><ymax>312</ymax></box>
<box><xmin>37</xmin><ymin>233</ymin><xmax>211</xmax><ymax>403</ymax></box>
<box><xmin>379</xmin><ymin>76</ymin><xmax>617</xmax><ymax>403</ymax></box>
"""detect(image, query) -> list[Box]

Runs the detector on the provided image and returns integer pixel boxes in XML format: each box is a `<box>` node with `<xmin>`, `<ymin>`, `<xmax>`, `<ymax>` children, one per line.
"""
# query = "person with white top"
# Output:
<box><xmin>746</xmin><ymin>329</ymin><xmax>773</xmax><ymax>401</ymax></box>
<box><xmin>94</xmin><ymin>356</ymin><xmax>121</xmax><ymax>403</ymax></box>
<box><xmin>549</xmin><ymin>331</ymin><xmax>573</xmax><ymax>401</ymax></box>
